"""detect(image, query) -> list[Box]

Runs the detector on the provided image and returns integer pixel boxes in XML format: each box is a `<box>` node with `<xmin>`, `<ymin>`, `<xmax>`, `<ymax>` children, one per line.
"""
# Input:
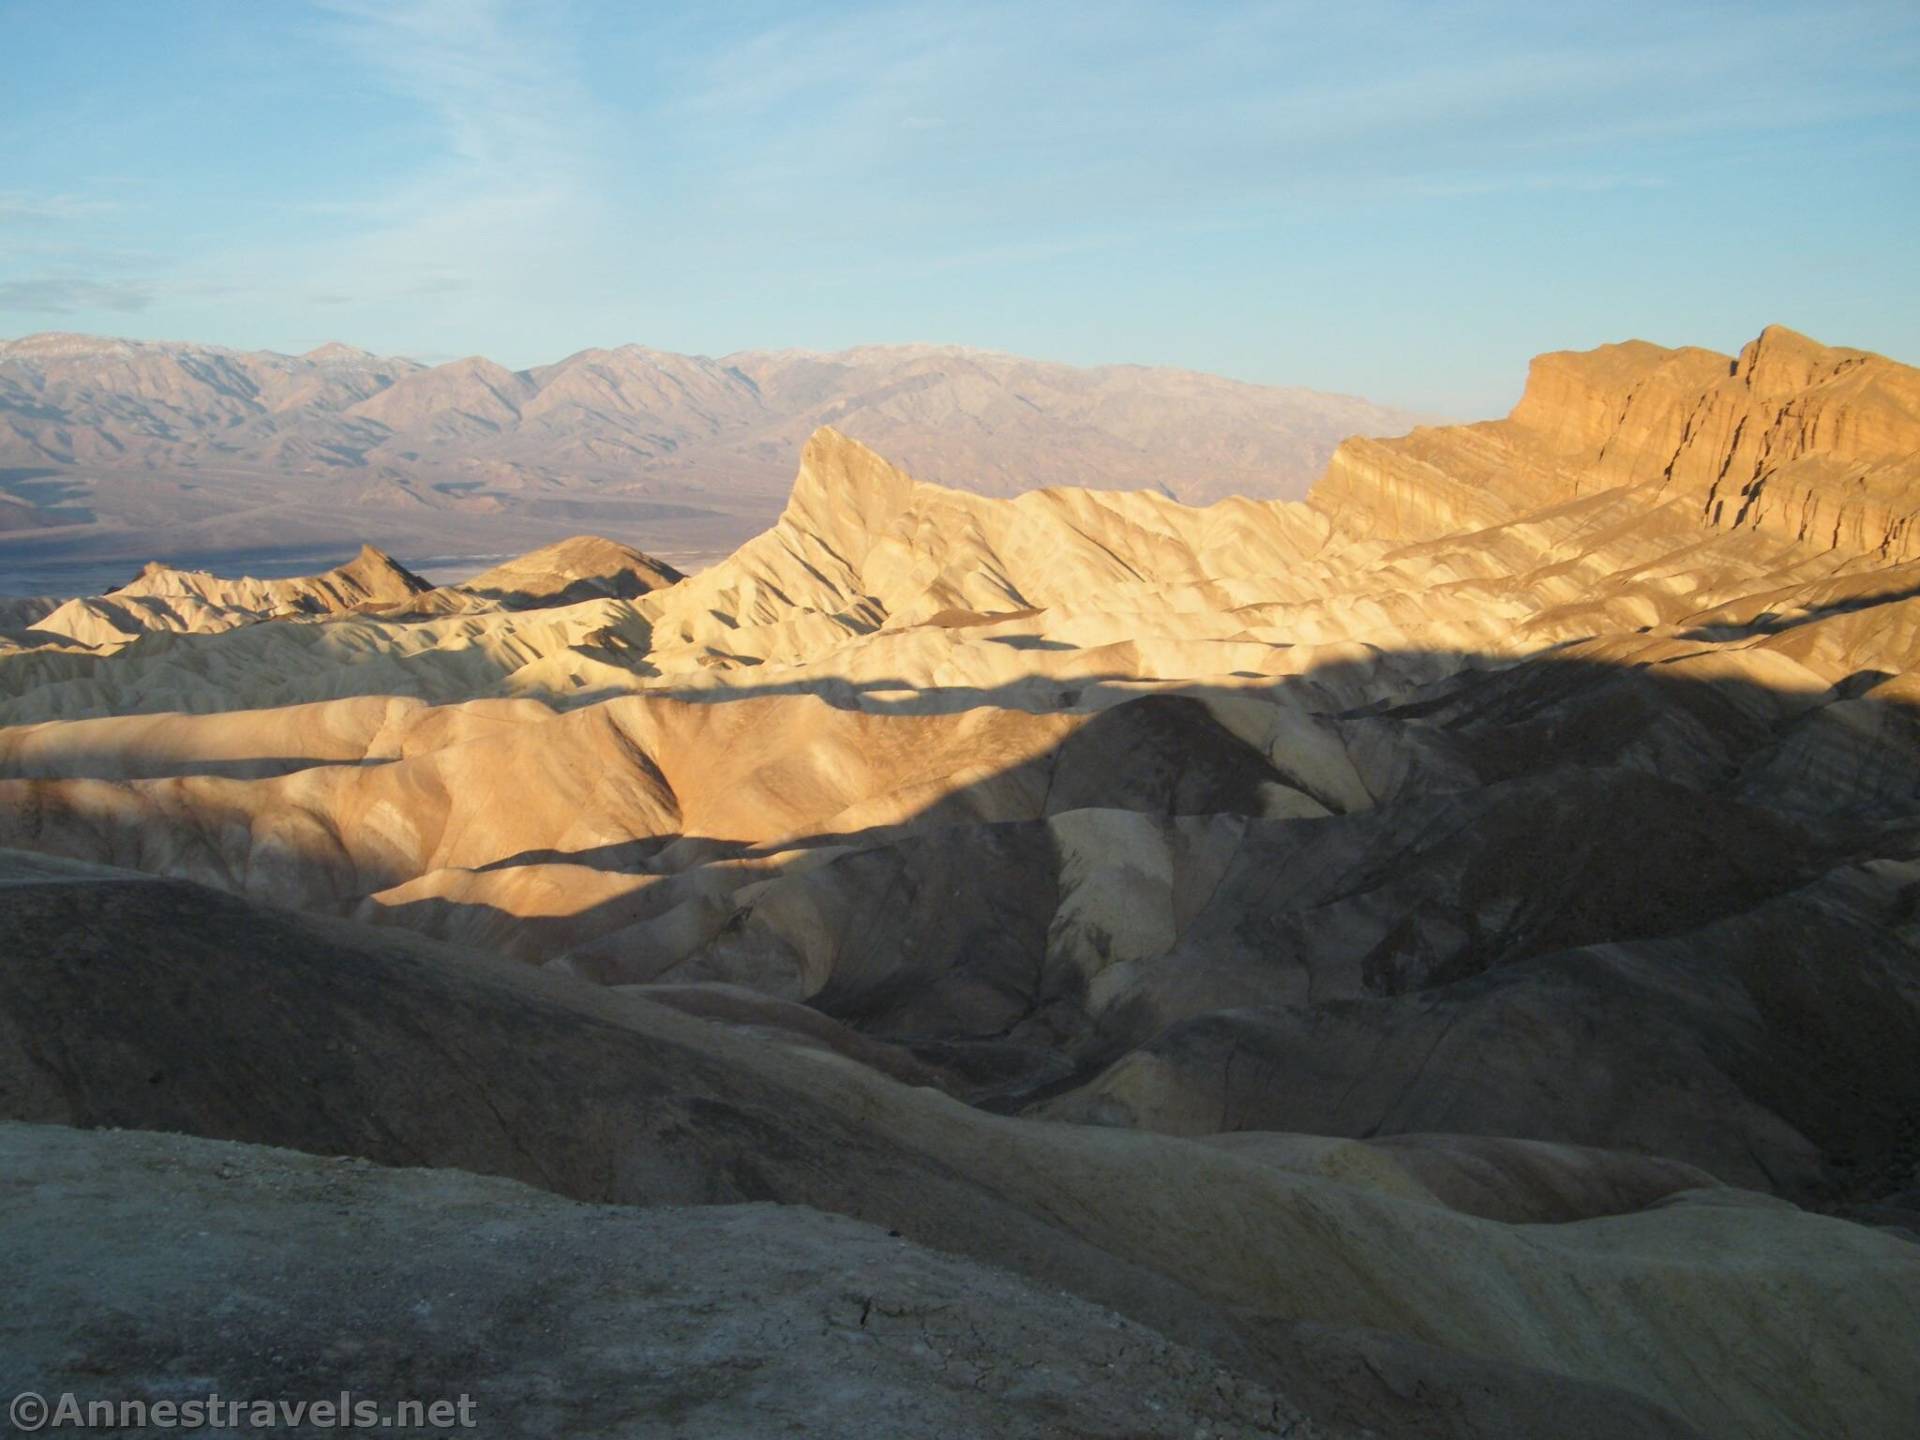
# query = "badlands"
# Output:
<box><xmin>2</xmin><ymin>324</ymin><xmax>1919</xmax><ymax>1438</ymax></box>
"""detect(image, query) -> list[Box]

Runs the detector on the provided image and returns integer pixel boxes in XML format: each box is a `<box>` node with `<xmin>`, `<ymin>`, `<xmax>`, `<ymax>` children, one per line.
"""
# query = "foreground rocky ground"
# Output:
<box><xmin>2</xmin><ymin>325</ymin><xmax>1918</xmax><ymax>1436</ymax></box>
<box><xmin>5</xmin><ymin>855</ymin><xmax>1910</xmax><ymax>1440</ymax></box>
<box><xmin>2</xmin><ymin>1122</ymin><xmax>1352</xmax><ymax>1440</ymax></box>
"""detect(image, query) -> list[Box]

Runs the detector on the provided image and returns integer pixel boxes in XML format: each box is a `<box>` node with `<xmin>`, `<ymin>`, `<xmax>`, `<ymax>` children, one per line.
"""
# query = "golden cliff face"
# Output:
<box><xmin>1314</xmin><ymin>325</ymin><xmax>1920</xmax><ymax>559</ymax></box>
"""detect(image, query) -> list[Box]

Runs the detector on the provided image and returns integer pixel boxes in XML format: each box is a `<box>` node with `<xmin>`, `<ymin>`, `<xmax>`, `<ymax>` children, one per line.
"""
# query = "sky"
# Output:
<box><xmin>0</xmin><ymin>1</ymin><xmax>1915</xmax><ymax>417</ymax></box>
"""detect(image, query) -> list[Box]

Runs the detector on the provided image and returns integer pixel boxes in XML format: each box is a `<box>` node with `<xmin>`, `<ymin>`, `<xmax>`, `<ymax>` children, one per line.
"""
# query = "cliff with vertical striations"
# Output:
<box><xmin>1313</xmin><ymin>325</ymin><xmax>1920</xmax><ymax>559</ymax></box>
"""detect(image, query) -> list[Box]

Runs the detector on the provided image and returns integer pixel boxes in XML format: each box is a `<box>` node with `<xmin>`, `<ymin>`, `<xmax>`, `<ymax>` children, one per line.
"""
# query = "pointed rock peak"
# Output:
<box><xmin>458</xmin><ymin>535</ymin><xmax>685</xmax><ymax>608</ymax></box>
<box><xmin>1741</xmin><ymin>323</ymin><xmax>1825</xmax><ymax>363</ymax></box>
<box><xmin>1752</xmin><ymin>322</ymin><xmax>1828</xmax><ymax>349</ymax></box>
<box><xmin>334</xmin><ymin>544</ymin><xmax>432</xmax><ymax>595</ymax></box>
<box><xmin>518</xmin><ymin>534</ymin><xmax>681</xmax><ymax>574</ymax></box>
<box><xmin>783</xmin><ymin>427</ymin><xmax>926</xmax><ymax>540</ymax></box>
<box><xmin>425</xmin><ymin>354</ymin><xmax>536</xmax><ymax>392</ymax></box>
<box><xmin>106</xmin><ymin>558</ymin><xmax>183</xmax><ymax>593</ymax></box>
<box><xmin>1735</xmin><ymin>324</ymin><xmax>1861</xmax><ymax>395</ymax></box>
<box><xmin>443</xmin><ymin>354</ymin><xmax>511</xmax><ymax>374</ymax></box>
<box><xmin>302</xmin><ymin>341</ymin><xmax>374</xmax><ymax>363</ymax></box>
<box><xmin>568</xmin><ymin>344</ymin><xmax>670</xmax><ymax>373</ymax></box>
<box><xmin>795</xmin><ymin>427</ymin><xmax>916</xmax><ymax>493</ymax></box>
<box><xmin>543</xmin><ymin>345</ymin><xmax>617</xmax><ymax>367</ymax></box>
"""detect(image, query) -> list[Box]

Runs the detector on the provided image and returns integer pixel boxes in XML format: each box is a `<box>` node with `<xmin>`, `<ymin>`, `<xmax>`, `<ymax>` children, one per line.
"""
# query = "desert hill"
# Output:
<box><xmin>0</xmin><ymin>538</ymin><xmax>682</xmax><ymax>653</ymax></box>
<box><xmin>454</xmin><ymin>534</ymin><xmax>685</xmax><ymax>605</ymax></box>
<box><xmin>1</xmin><ymin>325</ymin><xmax>1917</xmax><ymax>1437</ymax></box>
<box><xmin>0</xmin><ymin>331</ymin><xmax>1426</xmax><ymax>590</ymax></box>
<box><xmin>6</xmin><ymin>543</ymin><xmax>426</xmax><ymax>650</ymax></box>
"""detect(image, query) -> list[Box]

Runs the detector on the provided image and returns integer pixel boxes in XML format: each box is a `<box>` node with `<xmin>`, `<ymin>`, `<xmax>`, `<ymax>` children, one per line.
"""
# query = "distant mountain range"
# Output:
<box><xmin>0</xmin><ymin>332</ymin><xmax>1428</xmax><ymax>590</ymax></box>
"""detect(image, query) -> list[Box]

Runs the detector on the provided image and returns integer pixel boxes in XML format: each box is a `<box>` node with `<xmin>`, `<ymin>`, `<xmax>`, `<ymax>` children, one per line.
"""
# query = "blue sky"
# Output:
<box><xmin>1</xmin><ymin>0</ymin><xmax>1915</xmax><ymax>415</ymax></box>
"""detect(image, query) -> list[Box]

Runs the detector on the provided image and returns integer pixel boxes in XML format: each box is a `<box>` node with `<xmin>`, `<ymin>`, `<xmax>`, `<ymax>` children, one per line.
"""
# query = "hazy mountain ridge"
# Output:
<box><xmin>0</xmin><ymin>331</ymin><xmax>1428</xmax><ymax>591</ymax></box>
<box><xmin>0</xmin><ymin>328</ymin><xmax>1428</xmax><ymax>591</ymax></box>
<box><xmin>0</xmin><ymin>331</ymin><xmax>1420</xmax><ymax>499</ymax></box>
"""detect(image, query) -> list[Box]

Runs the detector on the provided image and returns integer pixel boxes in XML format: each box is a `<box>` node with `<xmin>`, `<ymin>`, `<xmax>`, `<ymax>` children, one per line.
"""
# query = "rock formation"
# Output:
<box><xmin>450</xmin><ymin>535</ymin><xmax>686</xmax><ymax>608</ymax></box>
<box><xmin>1</xmin><ymin>325</ymin><xmax>1917</xmax><ymax>1438</ymax></box>
<box><xmin>1314</xmin><ymin>324</ymin><xmax>1920</xmax><ymax>558</ymax></box>
<box><xmin>10</xmin><ymin>544</ymin><xmax>430</xmax><ymax>650</ymax></box>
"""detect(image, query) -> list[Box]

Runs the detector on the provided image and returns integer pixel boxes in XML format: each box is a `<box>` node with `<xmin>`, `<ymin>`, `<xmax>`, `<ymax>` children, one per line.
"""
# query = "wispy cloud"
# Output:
<box><xmin>0</xmin><ymin>189</ymin><xmax>152</xmax><ymax>318</ymax></box>
<box><xmin>159</xmin><ymin>0</ymin><xmax>611</xmax><ymax>324</ymax></box>
<box><xmin>0</xmin><ymin>276</ymin><xmax>151</xmax><ymax>314</ymax></box>
<box><xmin>0</xmin><ymin>192</ymin><xmax>122</xmax><ymax>226</ymax></box>
<box><xmin>2</xmin><ymin>4</ymin><xmax>602</xmax><ymax>339</ymax></box>
<box><xmin>403</xmin><ymin>275</ymin><xmax>474</xmax><ymax>297</ymax></box>
<box><xmin>1395</xmin><ymin>173</ymin><xmax>1674</xmax><ymax>201</ymax></box>
<box><xmin>654</xmin><ymin>0</ymin><xmax>1919</xmax><ymax>237</ymax></box>
<box><xmin>316</xmin><ymin>0</ymin><xmax>590</xmax><ymax>177</ymax></box>
<box><xmin>300</xmin><ymin>0</ymin><xmax>603</xmax><ymax>262</ymax></box>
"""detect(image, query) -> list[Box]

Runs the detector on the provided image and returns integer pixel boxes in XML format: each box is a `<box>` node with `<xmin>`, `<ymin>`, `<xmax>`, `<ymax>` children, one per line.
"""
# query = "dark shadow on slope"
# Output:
<box><xmin>458</xmin><ymin>575</ymin><xmax>664</xmax><ymax>609</ymax></box>
<box><xmin>0</xmin><ymin>632</ymin><xmax>1917</xmax><ymax>1212</ymax></box>
<box><xmin>1674</xmin><ymin>570</ymin><xmax>1920</xmax><ymax>643</ymax></box>
<box><xmin>420</xmin><ymin>650</ymin><xmax>1920</xmax><ymax>1203</ymax></box>
<box><xmin>0</xmin><ymin>467</ymin><xmax>95</xmax><ymax>529</ymax></box>
<box><xmin>0</xmin><ymin>866</ymin><xmax>1739</xmax><ymax>1440</ymax></box>
<box><xmin>0</xmin><ymin>753</ymin><xmax>400</xmax><ymax>781</ymax></box>
<box><xmin>0</xmin><ymin>601</ymin><xmax>662</xmax><ymax>721</ymax></box>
